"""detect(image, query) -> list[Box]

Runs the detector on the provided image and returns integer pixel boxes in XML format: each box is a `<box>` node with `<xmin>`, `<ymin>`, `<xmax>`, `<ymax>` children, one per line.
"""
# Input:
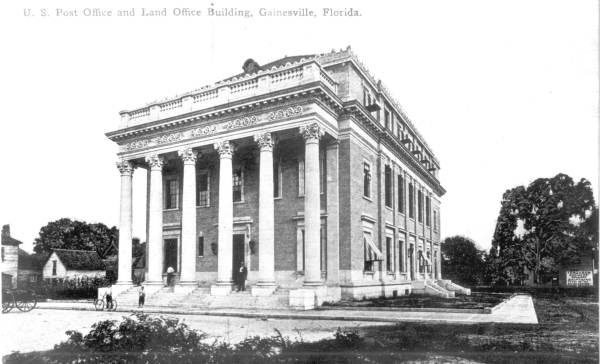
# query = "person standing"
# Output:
<box><xmin>237</xmin><ymin>261</ymin><xmax>248</xmax><ymax>292</ymax></box>
<box><xmin>166</xmin><ymin>266</ymin><xmax>175</xmax><ymax>287</ymax></box>
<box><xmin>106</xmin><ymin>287</ymin><xmax>113</xmax><ymax>310</ymax></box>
<box><xmin>138</xmin><ymin>285</ymin><xmax>145</xmax><ymax>308</ymax></box>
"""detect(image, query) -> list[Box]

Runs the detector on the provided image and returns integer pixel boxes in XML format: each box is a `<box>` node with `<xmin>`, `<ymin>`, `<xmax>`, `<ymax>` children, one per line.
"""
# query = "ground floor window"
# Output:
<box><xmin>363</xmin><ymin>231</ymin><xmax>382</xmax><ymax>272</ymax></box>
<box><xmin>385</xmin><ymin>236</ymin><xmax>395</xmax><ymax>272</ymax></box>
<box><xmin>398</xmin><ymin>240</ymin><xmax>404</xmax><ymax>272</ymax></box>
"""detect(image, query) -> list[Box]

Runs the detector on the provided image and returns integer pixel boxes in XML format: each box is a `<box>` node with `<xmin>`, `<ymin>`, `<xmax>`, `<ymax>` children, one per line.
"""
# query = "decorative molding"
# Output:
<box><xmin>268</xmin><ymin>105</ymin><xmax>303</xmax><ymax>121</ymax></box>
<box><xmin>214</xmin><ymin>140</ymin><xmax>233</xmax><ymax>158</ymax></box>
<box><xmin>254</xmin><ymin>132</ymin><xmax>273</xmax><ymax>151</ymax></box>
<box><xmin>145</xmin><ymin>154</ymin><xmax>165</xmax><ymax>169</ymax></box>
<box><xmin>124</xmin><ymin>139</ymin><xmax>149</xmax><ymax>151</ymax></box>
<box><xmin>191</xmin><ymin>125</ymin><xmax>217</xmax><ymax>137</ymax></box>
<box><xmin>299</xmin><ymin>122</ymin><xmax>324</xmax><ymax>142</ymax></box>
<box><xmin>225</xmin><ymin>115</ymin><xmax>257</xmax><ymax>130</ymax></box>
<box><xmin>116</xmin><ymin>160</ymin><xmax>134</xmax><ymax>175</ymax></box>
<box><xmin>178</xmin><ymin>148</ymin><xmax>198</xmax><ymax>163</ymax></box>
<box><xmin>153</xmin><ymin>132</ymin><xmax>183</xmax><ymax>145</ymax></box>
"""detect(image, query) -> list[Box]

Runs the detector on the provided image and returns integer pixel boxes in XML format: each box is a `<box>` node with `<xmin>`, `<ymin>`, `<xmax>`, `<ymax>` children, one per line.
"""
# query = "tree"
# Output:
<box><xmin>490</xmin><ymin>173</ymin><xmax>596</xmax><ymax>284</ymax></box>
<box><xmin>441</xmin><ymin>235</ymin><xmax>486</xmax><ymax>286</ymax></box>
<box><xmin>33</xmin><ymin>218</ymin><xmax>119</xmax><ymax>258</ymax></box>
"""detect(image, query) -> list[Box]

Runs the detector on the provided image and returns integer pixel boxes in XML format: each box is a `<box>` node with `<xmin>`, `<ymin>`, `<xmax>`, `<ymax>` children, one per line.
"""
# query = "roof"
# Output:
<box><xmin>18</xmin><ymin>249</ymin><xmax>47</xmax><ymax>271</ymax></box>
<box><xmin>51</xmin><ymin>249</ymin><xmax>106</xmax><ymax>271</ymax></box>
<box><xmin>1</xmin><ymin>235</ymin><xmax>22</xmax><ymax>246</ymax></box>
<box><xmin>223</xmin><ymin>54</ymin><xmax>314</xmax><ymax>81</ymax></box>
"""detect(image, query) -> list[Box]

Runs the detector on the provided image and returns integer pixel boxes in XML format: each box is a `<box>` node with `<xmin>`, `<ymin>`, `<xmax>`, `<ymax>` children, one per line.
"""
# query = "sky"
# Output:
<box><xmin>0</xmin><ymin>0</ymin><xmax>597</xmax><ymax>253</ymax></box>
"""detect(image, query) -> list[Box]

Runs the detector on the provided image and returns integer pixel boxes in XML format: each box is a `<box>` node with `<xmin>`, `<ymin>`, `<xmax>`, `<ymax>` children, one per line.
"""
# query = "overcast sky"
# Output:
<box><xmin>0</xmin><ymin>0</ymin><xmax>597</xmax><ymax>253</ymax></box>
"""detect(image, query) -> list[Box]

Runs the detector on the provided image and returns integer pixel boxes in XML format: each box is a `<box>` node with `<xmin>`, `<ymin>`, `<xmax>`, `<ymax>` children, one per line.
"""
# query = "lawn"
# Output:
<box><xmin>351</xmin><ymin>291</ymin><xmax>598</xmax><ymax>363</ymax></box>
<box><xmin>324</xmin><ymin>291</ymin><xmax>510</xmax><ymax>310</ymax></box>
<box><xmin>5</xmin><ymin>291</ymin><xmax>598</xmax><ymax>363</ymax></box>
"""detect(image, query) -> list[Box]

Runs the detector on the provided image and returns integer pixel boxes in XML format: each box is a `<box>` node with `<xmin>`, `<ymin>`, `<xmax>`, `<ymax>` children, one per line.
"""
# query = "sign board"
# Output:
<box><xmin>566</xmin><ymin>271</ymin><xmax>593</xmax><ymax>287</ymax></box>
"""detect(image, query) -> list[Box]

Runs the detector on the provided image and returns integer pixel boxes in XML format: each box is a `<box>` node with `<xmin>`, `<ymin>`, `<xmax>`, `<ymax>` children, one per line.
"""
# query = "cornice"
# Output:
<box><xmin>106</xmin><ymin>82</ymin><xmax>342</xmax><ymax>142</ymax></box>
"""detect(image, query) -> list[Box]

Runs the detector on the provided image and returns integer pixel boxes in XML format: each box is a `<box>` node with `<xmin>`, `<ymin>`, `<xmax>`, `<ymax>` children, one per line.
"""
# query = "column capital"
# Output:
<box><xmin>178</xmin><ymin>148</ymin><xmax>198</xmax><ymax>163</ymax></box>
<box><xmin>145</xmin><ymin>154</ymin><xmax>165</xmax><ymax>170</ymax></box>
<box><xmin>214</xmin><ymin>140</ymin><xmax>234</xmax><ymax>158</ymax></box>
<box><xmin>254</xmin><ymin>132</ymin><xmax>274</xmax><ymax>152</ymax></box>
<box><xmin>299</xmin><ymin>123</ymin><xmax>324</xmax><ymax>142</ymax></box>
<box><xmin>116</xmin><ymin>160</ymin><xmax>134</xmax><ymax>176</ymax></box>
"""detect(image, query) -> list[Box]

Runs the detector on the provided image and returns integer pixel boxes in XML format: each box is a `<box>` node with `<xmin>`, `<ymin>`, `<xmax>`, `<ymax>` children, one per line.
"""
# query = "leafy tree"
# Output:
<box><xmin>441</xmin><ymin>235</ymin><xmax>486</xmax><ymax>286</ymax></box>
<box><xmin>490</xmin><ymin>174</ymin><xmax>596</xmax><ymax>284</ymax></box>
<box><xmin>33</xmin><ymin>218</ymin><xmax>118</xmax><ymax>258</ymax></box>
<box><xmin>132</xmin><ymin>237</ymin><xmax>146</xmax><ymax>260</ymax></box>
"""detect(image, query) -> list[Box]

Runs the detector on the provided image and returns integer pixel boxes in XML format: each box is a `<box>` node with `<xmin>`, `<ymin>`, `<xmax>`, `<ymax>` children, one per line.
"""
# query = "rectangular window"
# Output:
<box><xmin>395</xmin><ymin>121</ymin><xmax>401</xmax><ymax>138</ymax></box>
<box><xmin>384</xmin><ymin>109</ymin><xmax>390</xmax><ymax>129</ymax></box>
<box><xmin>198</xmin><ymin>236</ymin><xmax>204</xmax><ymax>257</ymax></box>
<box><xmin>425</xmin><ymin>196</ymin><xmax>431</xmax><ymax>226</ymax></box>
<box><xmin>363</xmin><ymin>162</ymin><xmax>371</xmax><ymax>198</ymax></box>
<box><xmin>434</xmin><ymin>210</ymin><xmax>439</xmax><ymax>231</ymax></box>
<box><xmin>384</xmin><ymin>165</ymin><xmax>392</xmax><ymax>208</ymax></box>
<box><xmin>408</xmin><ymin>183</ymin><xmax>415</xmax><ymax>219</ymax></box>
<box><xmin>52</xmin><ymin>260</ymin><xmax>57</xmax><ymax>276</ymax></box>
<box><xmin>386</xmin><ymin>237</ymin><xmax>393</xmax><ymax>272</ymax></box>
<box><xmin>196</xmin><ymin>172</ymin><xmax>210</xmax><ymax>207</ymax></box>
<box><xmin>397</xmin><ymin>174</ymin><xmax>405</xmax><ymax>213</ymax></box>
<box><xmin>418</xmin><ymin>190</ymin><xmax>424</xmax><ymax>223</ymax></box>
<box><xmin>274</xmin><ymin>159</ymin><xmax>281</xmax><ymax>198</ymax></box>
<box><xmin>320</xmin><ymin>154</ymin><xmax>326</xmax><ymax>194</ymax></box>
<box><xmin>233</xmin><ymin>168</ymin><xmax>243</xmax><ymax>202</ymax></box>
<box><xmin>398</xmin><ymin>240</ymin><xmax>404</xmax><ymax>272</ymax></box>
<box><xmin>165</xmin><ymin>178</ymin><xmax>179</xmax><ymax>209</ymax></box>
<box><xmin>1</xmin><ymin>247</ymin><xmax>4</xmax><ymax>262</ymax></box>
<box><xmin>298</xmin><ymin>160</ymin><xmax>305</xmax><ymax>196</ymax></box>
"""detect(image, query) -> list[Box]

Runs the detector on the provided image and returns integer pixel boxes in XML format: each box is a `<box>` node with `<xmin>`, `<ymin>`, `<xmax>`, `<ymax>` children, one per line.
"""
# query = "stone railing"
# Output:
<box><xmin>118</xmin><ymin>60</ymin><xmax>338</xmax><ymax>129</ymax></box>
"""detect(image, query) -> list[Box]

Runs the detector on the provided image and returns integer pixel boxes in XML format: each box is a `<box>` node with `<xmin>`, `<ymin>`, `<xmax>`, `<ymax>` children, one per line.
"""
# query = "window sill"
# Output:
<box><xmin>196</xmin><ymin>205</ymin><xmax>211</xmax><ymax>209</ymax></box>
<box><xmin>163</xmin><ymin>208</ymin><xmax>179</xmax><ymax>212</ymax></box>
<box><xmin>385</xmin><ymin>206</ymin><xmax>393</xmax><ymax>211</ymax></box>
<box><xmin>233</xmin><ymin>200</ymin><xmax>245</xmax><ymax>204</ymax></box>
<box><xmin>274</xmin><ymin>196</ymin><xmax>283</xmax><ymax>200</ymax></box>
<box><xmin>363</xmin><ymin>196</ymin><xmax>372</xmax><ymax>202</ymax></box>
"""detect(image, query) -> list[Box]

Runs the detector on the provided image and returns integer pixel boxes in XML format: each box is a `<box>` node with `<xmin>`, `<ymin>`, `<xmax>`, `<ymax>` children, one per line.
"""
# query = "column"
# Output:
<box><xmin>145</xmin><ymin>154</ymin><xmax>165</xmax><ymax>284</ymax></box>
<box><xmin>215</xmin><ymin>140</ymin><xmax>234</xmax><ymax>285</ymax></box>
<box><xmin>300</xmin><ymin>123</ymin><xmax>324</xmax><ymax>285</ymax></box>
<box><xmin>116</xmin><ymin>160</ymin><xmax>134</xmax><ymax>285</ymax></box>
<box><xmin>178</xmin><ymin>148</ymin><xmax>198</xmax><ymax>284</ymax></box>
<box><xmin>325</xmin><ymin>140</ymin><xmax>340</xmax><ymax>284</ymax></box>
<box><xmin>254</xmin><ymin>132</ymin><xmax>276</xmax><ymax>286</ymax></box>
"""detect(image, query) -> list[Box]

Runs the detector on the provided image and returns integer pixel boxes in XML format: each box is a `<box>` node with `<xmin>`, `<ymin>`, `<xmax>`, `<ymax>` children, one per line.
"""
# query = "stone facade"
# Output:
<box><xmin>106</xmin><ymin>47</ymin><xmax>457</xmax><ymax>308</ymax></box>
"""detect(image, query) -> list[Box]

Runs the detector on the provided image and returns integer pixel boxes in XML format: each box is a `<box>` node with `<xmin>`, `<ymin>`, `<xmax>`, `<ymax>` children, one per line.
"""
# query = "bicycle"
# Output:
<box><xmin>93</xmin><ymin>293</ymin><xmax>117</xmax><ymax>311</ymax></box>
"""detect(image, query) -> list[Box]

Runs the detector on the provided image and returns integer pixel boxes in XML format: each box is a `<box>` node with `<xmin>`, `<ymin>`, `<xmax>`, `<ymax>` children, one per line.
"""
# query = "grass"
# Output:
<box><xmin>4</xmin><ymin>291</ymin><xmax>598</xmax><ymax>363</ymax></box>
<box><xmin>325</xmin><ymin>291</ymin><xmax>510</xmax><ymax>310</ymax></box>
<box><xmin>352</xmin><ymin>291</ymin><xmax>598</xmax><ymax>363</ymax></box>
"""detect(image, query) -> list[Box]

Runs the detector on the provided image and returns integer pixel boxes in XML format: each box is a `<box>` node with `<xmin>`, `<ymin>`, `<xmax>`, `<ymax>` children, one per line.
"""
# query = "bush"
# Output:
<box><xmin>25</xmin><ymin>276</ymin><xmax>110</xmax><ymax>300</ymax></box>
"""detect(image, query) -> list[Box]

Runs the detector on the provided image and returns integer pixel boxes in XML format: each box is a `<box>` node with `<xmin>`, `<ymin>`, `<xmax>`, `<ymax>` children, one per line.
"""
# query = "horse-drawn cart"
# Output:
<box><xmin>2</xmin><ymin>289</ymin><xmax>37</xmax><ymax>313</ymax></box>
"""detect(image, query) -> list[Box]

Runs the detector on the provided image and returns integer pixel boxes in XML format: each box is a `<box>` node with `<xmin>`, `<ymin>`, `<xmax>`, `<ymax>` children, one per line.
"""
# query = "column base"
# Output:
<box><xmin>251</xmin><ymin>283</ymin><xmax>278</xmax><ymax>297</ymax></box>
<box><xmin>174</xmin><ymin>282</ymin><xmax>198</xmax><ymax>295</ymax></box>
<box><xmin>210</xmin><ymin>282</ymin><xmax>234</xmax><ymax>296</ymax></box>
<box><xmin>289</xmin><ymin>285</ymin><xmax>333</xmax><ymax>310</ymax></box>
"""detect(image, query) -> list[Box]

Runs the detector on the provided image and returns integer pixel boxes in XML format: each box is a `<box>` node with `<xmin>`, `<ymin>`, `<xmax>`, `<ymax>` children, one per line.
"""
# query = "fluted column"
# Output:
<box><xmin>116</xmin><ymin>160</ymin><xmax>134</xmax><ymax>285</ymax></box>
<box><xmin>215</xmin><ymin>140</ymin><xmax>234</xmax><ymax>285</ymax></box>
<box><xmin>179</xmin><ymin>148</ymin><xmax>198</xmax><ymax>284</ymax></box>
<box><xmin>300</xmin><ymin>123</ymin><xmax>324</xmax><ymax>285</ymax></box>
<box><xmin>255</xmin><ymin>132</ymin><xmax>276</xmax><ymax>285</ymax></box>
<box><xmin>145</xmin><ymin>154</ymin><xmax>165</xmax><ymax>284</ymax></box>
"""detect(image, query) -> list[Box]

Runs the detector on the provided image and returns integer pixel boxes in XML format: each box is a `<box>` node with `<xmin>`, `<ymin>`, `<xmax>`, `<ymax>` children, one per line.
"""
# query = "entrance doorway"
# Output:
<box><xmin>232</xmin><ymin>234</ymin><xmax>245</xmax><ymax>277</ymax></box>
<box><xmin>163</xmin><ymin>238</ymin><xmax>178</xmax><ymax>273</ymax></box>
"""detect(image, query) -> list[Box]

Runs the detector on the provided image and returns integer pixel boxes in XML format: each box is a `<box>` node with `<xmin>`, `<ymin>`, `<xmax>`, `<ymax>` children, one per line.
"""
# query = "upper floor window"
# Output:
<box><xmin>363</xmin><ymin>162</ymin><xmax>371</xmax><ymax>199</ymax></box>
<box><xmin>433</xmin><ymin>210</ymin><xmax>439</xmax><ymax>231</ymax></box>
<box><xmin>197</xmin><ymin>236</ymin><xmax>204</xmax><ymax>257</ymax></box>
<box><xmin>425</xmin><ymin>196</ymin><xmax>431</xmax><ymax>226</ymax></box>
<box><xmin>196</xmin><ymin>171</ymin><xmax>210</xmax><ymax>207</ymax></box>
<box><xmin>165</xmin><ymin>178</ymin><xmax>179</xmax><ymax>209</ymax></box>
<box><xmin>274</xmin><ymin>158</ymin><xmax>282</xmax><ymax>198</ymax></box>
<box><xmin>384</xmin><ymin>165</ymin><xmax>392</xmax><ymax>208</ymax></box>
<box><xmin>408</xmin><ymin>183</ymin><xmax>415</xmax><ymax>219</ymax></box>
<box><xmin>233</xmin><ymin>168</ymin><xmax>243</xmax><ymax>202</ymax></box>
<box><xmin>1</xmin><ymin>247</ymin><xmax>4</xmax><ymax>262</ymax></box>
<box><xmin>417</xmin><ymin>190</ymin><xmax>424</xmax><ymax>223</ymax></box>
<box><xmin>397</xmin><ymin>174</ymin><xmax>405</xmax><ymax>213</ymax></box>
<box><xmin>384</xmin><ymin>109</ymin><xmax>390</xmax><ymax>130</ymax></box>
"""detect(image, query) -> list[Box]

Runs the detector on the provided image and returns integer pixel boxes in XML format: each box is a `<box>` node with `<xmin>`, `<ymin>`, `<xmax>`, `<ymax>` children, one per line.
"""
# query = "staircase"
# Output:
<box><xmin>436</xmin><ymin>279</ymin><xmax>471</xmax><ymax>295</ymax></box>
<box><xmin>411</xmin><ymin>280</ymin><xmax>455</xmax><ymax>298</ymax></box>
<box><xmin>118</xmin><ymin>286</ymin><xmax>291</xmax><ymax>310</ymax></box>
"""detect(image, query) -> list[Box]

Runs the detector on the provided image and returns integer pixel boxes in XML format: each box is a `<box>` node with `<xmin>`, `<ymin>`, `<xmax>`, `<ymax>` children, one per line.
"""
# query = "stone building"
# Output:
<box><xmin>106</xmin><ymin>47</ymin><xmax>465</xmax><ymax>309</ymax></box>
